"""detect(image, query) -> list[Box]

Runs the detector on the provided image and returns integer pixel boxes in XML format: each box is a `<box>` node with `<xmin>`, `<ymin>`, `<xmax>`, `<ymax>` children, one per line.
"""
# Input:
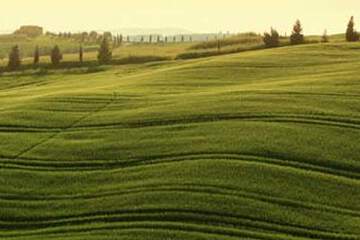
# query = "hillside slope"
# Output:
<box><xmin>0</xmin><ymin>42</ymin><xmax>360</xmax><ymax>240</ymax></box>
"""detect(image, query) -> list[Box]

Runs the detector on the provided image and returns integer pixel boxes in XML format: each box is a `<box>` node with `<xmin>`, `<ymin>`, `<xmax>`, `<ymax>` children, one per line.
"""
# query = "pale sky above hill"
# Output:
<box><xmin>1</xmin><ymin>0</ymin><xmax>360</xmax><ymax>34</ymax></box>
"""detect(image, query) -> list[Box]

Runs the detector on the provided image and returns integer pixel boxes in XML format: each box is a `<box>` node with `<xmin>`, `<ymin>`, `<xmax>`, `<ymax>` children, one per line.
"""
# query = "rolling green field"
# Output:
<box><xmin>0</xmin><ymin>41</ymin><xmax>360</xmax><ymax>240</ymax></box>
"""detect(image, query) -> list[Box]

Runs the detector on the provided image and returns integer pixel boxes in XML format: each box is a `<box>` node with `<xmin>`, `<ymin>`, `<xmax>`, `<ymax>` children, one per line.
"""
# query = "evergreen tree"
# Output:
<box><xmin>321</xmin><ymin>30</ymin><xmax>329</xmax><ymax>43</ymax></box>
<box><xmin>290</xmin><ymin>20</ymin><xmax>305</xmax><ymax>45</ymax></box>
<box><xmin>149</xmin><ymin>35</ymin><xmax>152</xmax><ymax>43</ymax></box>
<box><xmin>217</xmin><ymin>39</ymin><xmax>221</xmax><ymax>52</ymax></box>
<box><xmin>181</xmin><ymin>35</ymin><xmax>185</xmax><ymax>42</ymax></box>
<box><xmin>51</xmin><ymin>45</ymin><xmax>62</xmax><ymax>66</ymax></box>
<box><xmin>346</xmin><ymin>16</ymin><xmax>359</xmax><ymax>42</ymax></box>
<box><xmin>119</xmin><ymin>34</ymin><xmax>123</xmax><ymax>45</ymax></box>
<box><xmin>98</xmin><ymin>37</ymin><xmax>112</xmax><ymax>64</ymax></box>
<box><xmin>33</xmin><ymin>46</ymin><xmax>40</xmax><ymax>66</ymax></box>
<box><xmin>79</xmin><ymin>45</ymin><xmax>84</xmax><ymax>63</ymax></box>
<box><xmin>263</xmin><ymin>28</ymin><xmax>280</xmax><ymax>48</ymax></box>
<box><xmin>8</xmin><ymin>45</ymin><xmax>21</xmax><ymax>71</ymax></box>
<box><xmin>173</xmin><ymin>36</ymin><xmax>176</xmax><ymax>42</ymax></box>
<box><xmin>165</xmin><ymin>36</ymin><xmax>168</xmax><ymax>43</ymax></box>
<box><xmin>157</xmin><ymin>35</ymin><xmax>160</xmax><ymax>43</ymax></box>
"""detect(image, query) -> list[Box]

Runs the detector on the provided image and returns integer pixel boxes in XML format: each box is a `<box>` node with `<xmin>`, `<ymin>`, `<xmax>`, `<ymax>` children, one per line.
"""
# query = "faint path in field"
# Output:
<box><xmin>12</xmin><ymin>93</ymin><xmax>118</xmax><ymax>160</ymax></box>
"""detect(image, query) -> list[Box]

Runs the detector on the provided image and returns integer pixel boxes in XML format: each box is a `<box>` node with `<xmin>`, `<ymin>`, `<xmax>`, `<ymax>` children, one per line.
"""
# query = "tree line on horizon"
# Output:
<box><xmin>263</xmin><ymin>16</ymin><xmax>359</xmax><ymax>48</ymax></box>
<box><xmin>5</xmin><ymin>16</ymin><xmax>360</xmax><ymax>71</ymax></box>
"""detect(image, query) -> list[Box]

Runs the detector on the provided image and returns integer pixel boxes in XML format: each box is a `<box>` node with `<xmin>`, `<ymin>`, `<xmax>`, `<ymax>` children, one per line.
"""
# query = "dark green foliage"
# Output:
<box><xmin>321</xmin><ymin>30</ymin><xmax>329</xmax><ymax>43</ymax></box>
<box><xmin>103</xmin><ymin>32</ymin><xmax>112</xmax><ymax>40</ymax></box>
<box><xmin>50</xmin><ymin>45</ymin><xmax>63</xmax><ymax>65</ymax></box>
<box><xmin>79</xmin><ymin>45</ymin><xmax>83</xmax><ymax>64</ymax></box>
<box><xmin>97</xmin><ymin>38</ymin><xmax>112</xmax><ymax>64</ymax></box>
<box><xmin>149</xmin><ymin>35</ymin><xmax>153</xmax><ymax>43</ymax></box>
<box><xmin>157</xmin><ymin>35</ymin><xmax>160</xmax><ymax>43</ymax></box>
<box><xmin>7</xmin><ymin>45</ymin><xmax>21</xmax><ymax>70</ymax></box>
<box><xmin>346</xmin><ymin>16</ymin><xmax>359</xmax><ymax>42</ymax></box>
<box><xmin>33</xmin><ymin>46</ymin><xmax>40</xmax><ymax>66</ymax></box>
<box><xmin>290</xmin><ymin>20</ymin><xmax>305</xmax><ymax>45</ymax></box>
<box><xmin>217</xmin><ymin>40</ymin><xmax>221</xmax><ymax>51</ymax></box>
<box><xmin>118</xmin><ymin>34</ymin><xmax>123</xmax><ymax>46</ymax></box>
<box><xmin>263</xmin><ymin>28</ymin><xmax>280</xmax><ymax>48</ymax></box>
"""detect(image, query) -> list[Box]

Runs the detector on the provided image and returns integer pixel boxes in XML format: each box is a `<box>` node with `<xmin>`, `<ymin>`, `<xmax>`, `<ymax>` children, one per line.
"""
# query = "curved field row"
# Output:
<box><xmin>1</xmin><ymin>43</ymin><xmax>360</xmax><ymax>239</ymax></box>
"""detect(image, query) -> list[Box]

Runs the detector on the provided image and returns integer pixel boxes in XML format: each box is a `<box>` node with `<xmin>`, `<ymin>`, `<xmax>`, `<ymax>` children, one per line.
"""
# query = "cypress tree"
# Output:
<box><xmin>120</xmin><ymin>35</ymin><xmax>123</xmax><ymax>44</ymax></box>
<box><xmin>217</xmin><ymin>39</ymin><xmax>221</xmax><ymax>52</ymax></box>
<box><xmin>149</xmin><ymin>35</ymin><xmax>152</xmax><ymax>43</ymax></box>
<box><xmin>98</xmin><ymin>37</ymin><xmax>112</xmax><ymax>64</ymax></box>
<box><xmin>33</xmin><ymin>46</ymin><xmax>40</xmax><ymax>66</ymax></box>
<box><xmin>346</xmin><ymin>16</ymin><xmax>359</xmax><ymax>42</ymax></box>
<box><xmin>290</xmin><ymin>20</ymin><xmax>305</xmax><ymax>45</ymax></box>
<box><xmin>8</xmin><ymin>45</ymin><xmax>21</xmax><ymax>71</ymax></box>
<box><xmin>79</xmin><ymin>45</ymin><xmax>84</xmax><ymax>64</ymax></box>
<box><xmin>51</xmin><ymin>45</ymin><xmax>62</xmax><ymax>66</ymax></box>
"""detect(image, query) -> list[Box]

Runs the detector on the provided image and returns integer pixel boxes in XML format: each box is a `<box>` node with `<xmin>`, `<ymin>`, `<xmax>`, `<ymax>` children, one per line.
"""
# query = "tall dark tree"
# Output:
<box><xmin>119</xmin><ymin>34</ymin><xmax>123</xmax><ymax>45</ymax></box>
<box><xmin>290</xmin><ymin>20</ymin><xmax>304</xmax><ymax>45</ymax></box>
<box><xmin>33</xmin><ymin>46</ymin><xmax>40</xmax><ymax>66</ymax></box>
<box><xmin>79</xmin><ymin>45</ymin><xmax>84</xmax><ymax>63</ymax></box>
<box><xmin>98</xmin><ymin>37</ymin><xmax>112</xmax><ymax>64</ymax></box>
<box><xmin>165</xmin><ymin>36</ymin><xmax>168</xmax><ymax>43</ymax></box>
<box><xmin>51</xmin><ymin>45</ymin><xmax>62</xmax><ymax>66</ymax></box>
<box><xmin>8</xmin><ymin>45</ymin><xmax>21</xmax><ymax>71</ymax></box>
<box><xmin>263</xmin><ymin>28</ymin><xmax>280</xmax><ymax>48</ymax></box>
<box><xmin>217</xmin><ymin>39</ymin><xmax>221</xmax><ymax>51</ymax></box>
<box><xmin>173</xmin><ymin>36</ymin><xmax>176</xmax><ymax>42</ymax></box>
<box><xmin>157</xmin><ymin>35</ymin><xmax>160</xmax><ymax>43</ymax></box>
<box><xmin>149</xmin><ymin>35</ymin><xmax>153</xmax><ymax>43</ymax></box>
<box><xmin>181</xmin><ymin>35</ymin><xmax>185</xmax><ymax>42</ymax></box>
<box><xmin>346</xmin><ymin>16</ymin><xmax>359</xmax><ymax>42</ymax></box>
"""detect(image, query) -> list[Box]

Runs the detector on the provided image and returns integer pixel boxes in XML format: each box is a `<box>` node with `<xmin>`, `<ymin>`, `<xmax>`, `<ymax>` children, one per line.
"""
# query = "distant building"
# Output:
<box><xmin>14</xmin><ymin>25</ymin><xmax>43</xmax><ymax>37</ymax></box>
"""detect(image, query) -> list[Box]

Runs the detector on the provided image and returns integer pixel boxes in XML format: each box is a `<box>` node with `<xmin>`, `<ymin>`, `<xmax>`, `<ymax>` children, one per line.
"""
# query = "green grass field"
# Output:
<box><xmin>0</xmin><ymin>41</ymin><xmax>360</xmax><ymax>240</ymax></box>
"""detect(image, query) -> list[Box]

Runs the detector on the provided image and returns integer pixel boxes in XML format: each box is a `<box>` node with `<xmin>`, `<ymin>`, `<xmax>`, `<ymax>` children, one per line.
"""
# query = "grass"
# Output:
<box><xmin>0</xmin><ymin>40</ymin><xmax>360</xmax><ymax>240</ymax></box>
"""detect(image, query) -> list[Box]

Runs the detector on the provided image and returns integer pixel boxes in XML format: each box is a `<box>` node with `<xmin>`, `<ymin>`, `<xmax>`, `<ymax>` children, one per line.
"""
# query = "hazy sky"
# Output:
<box><xmin>1</xmin><ymin>0</ymin><xmax>360</xmax><ymax>34</ymax></box>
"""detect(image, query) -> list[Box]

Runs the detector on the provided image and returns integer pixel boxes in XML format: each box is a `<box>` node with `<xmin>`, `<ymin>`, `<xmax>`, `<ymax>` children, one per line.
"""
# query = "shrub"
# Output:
<box><xmin>321</xmin><ymin>30</ymin><xmax>329</xmax><ymax>43</ymax></box>
<box><xmin>263</xmin><ymin>28</ymin><xmax>280</xmax><ymax>48</ymax></box>
<box><xmin>51</xmin><ymin>45</ymin><xmax>63</xmax><ymax>66</ymax></box>
<box><xmin>98</xmin><ymin>38</ymin><xmax>112</xmax><ymax>64</ymax></box>
<box><xmin>8</xmin><ymin>45</ymin><xmax>21</xmax><ymax>71</ymax></box>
